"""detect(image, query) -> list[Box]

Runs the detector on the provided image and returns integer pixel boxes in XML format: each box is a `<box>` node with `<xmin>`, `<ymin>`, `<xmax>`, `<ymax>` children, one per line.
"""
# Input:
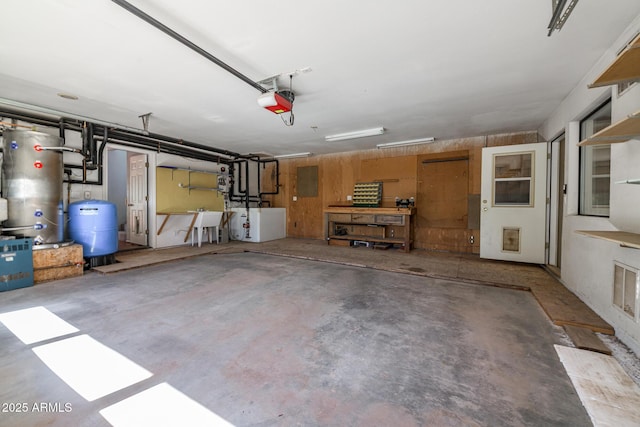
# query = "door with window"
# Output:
<box><xmin>480</xmin><ymin>142</ymin><xmax>547</xmax><ymax>263</ymax></box>
<box><xmin>127</xmin><ymin>154</ymin><xmax>148</xmax><ymax>245</ymax></box>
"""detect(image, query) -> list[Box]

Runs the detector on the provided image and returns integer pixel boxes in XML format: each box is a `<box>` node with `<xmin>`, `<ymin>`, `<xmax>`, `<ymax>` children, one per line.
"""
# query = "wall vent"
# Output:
<box><xmin>613</xmin><ymin>262</ymin><xmax>639</xmax><ymax>320</ymax></box>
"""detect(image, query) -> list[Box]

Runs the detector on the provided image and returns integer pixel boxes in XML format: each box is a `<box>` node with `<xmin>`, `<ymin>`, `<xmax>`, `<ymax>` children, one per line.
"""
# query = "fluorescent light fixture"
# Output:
<box><xmin>273</xmin><ymin>152</ymin><xmax>312</xmax><ymax>159</ymax></box>
<box><xmin>376</xmin><ymin>137</ymin><xmax>436</xmax><ymax>149</ymax></box>
<box><xmin>325</xmin><ymin>127</ymin><xmax>384</xmax><ymax>142</ymax></box>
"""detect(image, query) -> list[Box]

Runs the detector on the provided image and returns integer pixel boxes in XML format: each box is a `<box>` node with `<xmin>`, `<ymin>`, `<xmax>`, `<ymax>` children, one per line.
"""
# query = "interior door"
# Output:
<box><xmin>127</xmin><ymin>154</ymin><xmax>148</xmax><ymax>245</ymax></box>
<box><xmin>480</xmin><ymin>142</ymin><xmax>547</xmax><ymax>263</ymax></box>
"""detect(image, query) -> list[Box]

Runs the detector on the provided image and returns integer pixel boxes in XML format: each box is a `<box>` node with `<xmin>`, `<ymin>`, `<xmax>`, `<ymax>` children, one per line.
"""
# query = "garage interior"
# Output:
<box><xmin>1</xmin><ymin>1</ymin><xmax>640</xmax><ymax>426</ymax></box>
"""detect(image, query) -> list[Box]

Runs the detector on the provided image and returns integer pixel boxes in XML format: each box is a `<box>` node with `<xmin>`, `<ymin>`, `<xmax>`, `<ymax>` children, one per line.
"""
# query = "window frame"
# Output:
<box><xmin>578</xmin><ymin>99</ymin><xmax>612</xmax><ymax>217</ymax></box>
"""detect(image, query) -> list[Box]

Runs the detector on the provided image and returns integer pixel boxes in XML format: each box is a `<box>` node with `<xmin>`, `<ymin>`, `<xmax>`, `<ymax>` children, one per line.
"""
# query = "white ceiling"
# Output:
<box><xmin>1</xmin><ymin>1</ymin><xmax>639</xmax><ymax>156</ymax></box>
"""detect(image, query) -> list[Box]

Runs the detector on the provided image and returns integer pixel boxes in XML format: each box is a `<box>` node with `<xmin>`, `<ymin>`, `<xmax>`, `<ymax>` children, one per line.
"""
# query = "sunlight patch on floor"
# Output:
<box><xmin>100</xmin><ymin>383</ymin><xmax>235</xmax><ymax>427</ymax></box>
<box><xmin>32</xmin><ymin>334</ymin><xmax>152</xmax><ymax>401</ymax></box>
<box><xmin>0</xmin><ymin>306</ymin><xmax>79</xmax><ymax>344</ymax></box>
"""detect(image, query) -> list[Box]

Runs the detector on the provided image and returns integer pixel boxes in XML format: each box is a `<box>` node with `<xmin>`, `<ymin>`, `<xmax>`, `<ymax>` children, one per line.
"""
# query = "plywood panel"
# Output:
<box><xmin>323</xmin><ymin>153</ymin><xmax>353</xmax><ymax>205</ymax></box>
<box><xmin>360</xmin><ymin>156</ymin><xmax>417</xmax><ymax>206</ymax></box>
<box><xmin>418</xmin><ymin>158</ymin><xmax>468</xmax><ymax>228</ymax></box>
<box><xmin>264</xmin><ymin>131</ymin><xmax>538</xmax><ymax>247</ymax></box>
<box><xmin>416</xmin><ymin>228</ymin><xmax>475</xmax><ymax>253</ymax></box>
<box><xmin>288</xmin><ymin>160</ymin><xmax>323</xmax><ymax>238</ymax></box>
<box><xmin>33</xmin><ymin>244</ymin><xmax>84</xmax><ymax>283</ymax></box>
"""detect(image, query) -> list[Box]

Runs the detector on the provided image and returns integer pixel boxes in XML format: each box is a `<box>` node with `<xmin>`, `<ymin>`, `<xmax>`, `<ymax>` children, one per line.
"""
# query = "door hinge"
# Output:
<box><xmin>145</xmin><ymin>162</ymin><xmax>149</xmax><ymax>168</ymax></box>
<box><xmin>545</xmin><ymin>242</ymin><xmax>550</xmax><ymax>249</ymax></box>
<box><xmin>145</xmin><ymin>195</ymin><xmax>148</xmax><ymax>201</ymax></box>
<box><xmin>145</xmin><ymin>229</ymin><xmax>149</xmax><ymax>235</ymax></box>
<box><xmin>547</xmin><ymin>153</ymin><xmax>551</xmax><ymax>160</ymax></box>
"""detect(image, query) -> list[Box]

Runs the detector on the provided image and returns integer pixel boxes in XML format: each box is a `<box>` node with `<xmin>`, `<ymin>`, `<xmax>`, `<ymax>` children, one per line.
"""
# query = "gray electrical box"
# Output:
<box><xmin>1</xmin><ymin>237</ymin><xmax>34</xmax><ymax>291</ymax></box>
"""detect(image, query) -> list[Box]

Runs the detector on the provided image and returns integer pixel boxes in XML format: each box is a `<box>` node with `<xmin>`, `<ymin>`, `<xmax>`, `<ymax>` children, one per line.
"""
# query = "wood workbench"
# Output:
<box><xmin>324</xmin><ymin>207</ymin><xmax>415</xmax><ymax>252</ymax></box>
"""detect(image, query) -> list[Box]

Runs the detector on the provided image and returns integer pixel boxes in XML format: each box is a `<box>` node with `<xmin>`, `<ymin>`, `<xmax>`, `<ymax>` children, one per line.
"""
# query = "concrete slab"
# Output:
<box><xmin>0</xmin><ymin>252</ymin><xmax>590</xmax><ymax>426</ymax></box>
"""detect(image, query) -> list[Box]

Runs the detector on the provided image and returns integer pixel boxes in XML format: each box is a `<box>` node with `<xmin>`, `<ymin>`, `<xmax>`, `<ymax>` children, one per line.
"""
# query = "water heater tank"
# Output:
<box><xmin>68</xmin><ymin>200</ymin><xmax>118</xmax><ymax>257</ymax></box>
<box><xmin>1</xmin><ymin>129</ymin><xmax>63</xmax><ymax>244</ymax></box>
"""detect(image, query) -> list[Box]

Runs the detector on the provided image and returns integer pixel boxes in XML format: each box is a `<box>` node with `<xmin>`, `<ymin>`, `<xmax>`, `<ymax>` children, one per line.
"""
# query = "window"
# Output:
<box><xmin>616</xmin><ymin>33</ymin><xmax>638</xmax><ymax>97</ymax></box>
<box><xmin>614</xmin><ymin>262</ymin><xmax>639</xmax><ymax>320</ymax></box>
<box><xmin>493</xmin><ymin>152</ymin><xmax>533</xmax><ymax>206</ymax></box>
<box><xmin>579</xmin><ymin>100</ymin><xmax>611</xmax><ymax>216</ymax></box>
<box><xmin>617</xmin><ymin>80</ymin><xmax>636</xmax><ymax>96</ymax></box>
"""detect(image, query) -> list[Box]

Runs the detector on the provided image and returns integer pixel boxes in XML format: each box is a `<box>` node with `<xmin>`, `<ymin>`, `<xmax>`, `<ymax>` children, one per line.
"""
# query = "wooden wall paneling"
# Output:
<box><xmin>263</xmin><ymin>131</ymin><xmax>538</xmax><ymax>250</ymax></box>
<box><xmin>415</xmin><ymin>151</ymin><xmax>474</xmax><ymax>252</ymax></box>
<box><xmin>323</xmin><ymin>154</ymin><xmax>353</xmax><ymax>205</ymax></box>
<box><xmin>486</xmin><ymin>131</ymin><xmax>540</xmax><ymax>147</ymax></box>
<box><xmin>422</xmin><ymin>228</ymin><xmax>476</xmax><ymax>253</ymax></box>
<box><xmin>288</xmin><ymin>159</ymin><xmax>324</xmax><ymax>238</ymax></box>
<box><xmin>360</xmin><ymin>156</ymin><xmax>417</xmax><ymax>206</ymax></box>
<box><xmin>260</xmin><ymin>161</ymin><xmax>279</xmax><ymax>206</ymax></box>
<box><xmin>419</xmin><ymin>157</ymin><xmax>468</xmax><ymax>228</ymax></box>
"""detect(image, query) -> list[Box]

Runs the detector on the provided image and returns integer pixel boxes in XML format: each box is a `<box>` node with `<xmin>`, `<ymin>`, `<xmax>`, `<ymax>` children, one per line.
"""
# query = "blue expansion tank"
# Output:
<box><xmin>68</xmin><ymin>200</ymin><xmax>118</xmax><ymax>257</ymax></box>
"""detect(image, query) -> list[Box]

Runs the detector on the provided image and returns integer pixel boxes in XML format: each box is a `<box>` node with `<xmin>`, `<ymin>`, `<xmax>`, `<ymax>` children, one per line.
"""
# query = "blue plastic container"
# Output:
<box><xmin>68</xmin><ymin>200</ymin><xmax>118</xmax><ymax>257</ymax></box>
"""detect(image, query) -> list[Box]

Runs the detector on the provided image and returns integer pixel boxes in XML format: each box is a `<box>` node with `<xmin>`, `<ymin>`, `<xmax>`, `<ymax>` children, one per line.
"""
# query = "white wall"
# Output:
<box><xmin>107</xmin><ymin>149</ymin><xmax>128</xmax><ymax>232</ymax></box>
<box><xmin>539</xmin><ymin>17</ymin><xmax>640</xmax><ymax>353</ymax></box>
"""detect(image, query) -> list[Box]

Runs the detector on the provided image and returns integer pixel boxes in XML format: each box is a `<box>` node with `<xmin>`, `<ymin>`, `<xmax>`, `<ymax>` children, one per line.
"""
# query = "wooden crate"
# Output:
<box><xmin>33</xmin><ymin>244</ymin><xmax>84</xmax><ymax>283</ymax></box>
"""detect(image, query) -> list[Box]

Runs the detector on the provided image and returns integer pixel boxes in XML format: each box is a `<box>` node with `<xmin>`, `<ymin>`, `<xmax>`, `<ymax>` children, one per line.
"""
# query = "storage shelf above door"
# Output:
<box><xmin>575</xmin><ymin>230</ymin><xmax>640</xmax><ymax>250</ymax></box>
<box><xmin>589</xmin><ymin>33</ymin><xmax>640</xmax><ymax>88</ymax></box>
<box><xmin>577</xmin><ymin>110</ymin><xmax>640</xmax><ymax>146</ymax></box>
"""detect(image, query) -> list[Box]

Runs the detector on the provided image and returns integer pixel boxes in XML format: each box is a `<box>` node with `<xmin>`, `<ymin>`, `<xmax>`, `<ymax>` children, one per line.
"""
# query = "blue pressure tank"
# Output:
<box><xmin>68</xmin><ymin>200</ymin><xmax>118</xmax><ymax>257</ymax></box>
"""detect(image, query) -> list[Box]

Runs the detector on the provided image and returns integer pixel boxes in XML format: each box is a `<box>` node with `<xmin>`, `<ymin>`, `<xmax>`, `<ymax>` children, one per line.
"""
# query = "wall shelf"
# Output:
<box><xmin>589</xmin><ymin>33</ymin><xmax>640</xmax><ymax>88</ymax></box>
<box><xmin>577</xmin><ymin>110</ymin><xmax>640</xmax><ymax>146</ymax></box>
<box><xmin>177</xmin><ymin>183</ymin><xmax>219</xmax><ymax>192</ymax></box>
<box><xmin>575</xmin><ymin>230</ymin><xmax>640</xmax><ymax>250</ymax></box>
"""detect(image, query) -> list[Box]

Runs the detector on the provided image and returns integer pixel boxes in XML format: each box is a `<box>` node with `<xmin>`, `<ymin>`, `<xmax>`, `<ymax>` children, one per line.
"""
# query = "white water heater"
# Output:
<box><xmin>229</xmin><ymin>208</ymin><xmax>286</xmax><ymax>242</ymax></box>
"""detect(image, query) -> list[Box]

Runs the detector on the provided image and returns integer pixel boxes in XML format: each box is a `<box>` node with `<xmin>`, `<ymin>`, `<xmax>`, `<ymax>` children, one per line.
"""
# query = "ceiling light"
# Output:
<box><xmin>325</xmin><ymin>127</ymin><xmax>384</xmax><ymax>142</ymax></box>
<box><xmin>273</xmin><ymin>152</ymin><xmax>312</xmax><ymax>159</ymax></box>
<box><xmin>376</xmin><ymin>137</ymin><xmax>436</xmax><ymax>149</ymax></box>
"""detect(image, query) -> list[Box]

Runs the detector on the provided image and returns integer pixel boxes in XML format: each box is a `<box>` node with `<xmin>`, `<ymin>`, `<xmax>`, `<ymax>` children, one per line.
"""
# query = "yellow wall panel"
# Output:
<box><xmin>156</xmin><ymin>167</ymin><xmax>223</xmax><ymax>212</ymax></box>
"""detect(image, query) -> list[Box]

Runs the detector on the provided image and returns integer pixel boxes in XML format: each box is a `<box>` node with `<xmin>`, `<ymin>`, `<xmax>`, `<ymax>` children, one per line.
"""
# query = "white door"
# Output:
<box><xmin>127</xmin><ymin>154</ymin><xmax>148</xmax><ymax>245</ymax></box>
<box><xmin>480</xmin><ymin>142</ymin><xmax>547</xmax><ymax>263</ymax></box>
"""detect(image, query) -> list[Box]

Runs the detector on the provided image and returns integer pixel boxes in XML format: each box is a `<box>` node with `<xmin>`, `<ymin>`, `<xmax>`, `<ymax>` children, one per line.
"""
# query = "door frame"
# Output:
<box><xmin>547</xmin><ymin>134</ymin><xmax>565</xmax><ymax>269</ymax></box>
<box><xmin>480</xmin><ymin>142</ymin><xmax>548</xmax><ymax>264</ymax></box>
<box><xmin>105</xmin><ymin>144</ymin><xmax>151</xmax><ymax>248</ymax></box>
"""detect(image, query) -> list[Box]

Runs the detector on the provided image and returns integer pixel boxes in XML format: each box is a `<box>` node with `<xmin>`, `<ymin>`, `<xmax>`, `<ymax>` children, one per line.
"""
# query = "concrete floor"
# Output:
<box><xmin>0</xmin><ymin>252</ymin><xmax>590</xmax><ymax>426</ymax></box>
